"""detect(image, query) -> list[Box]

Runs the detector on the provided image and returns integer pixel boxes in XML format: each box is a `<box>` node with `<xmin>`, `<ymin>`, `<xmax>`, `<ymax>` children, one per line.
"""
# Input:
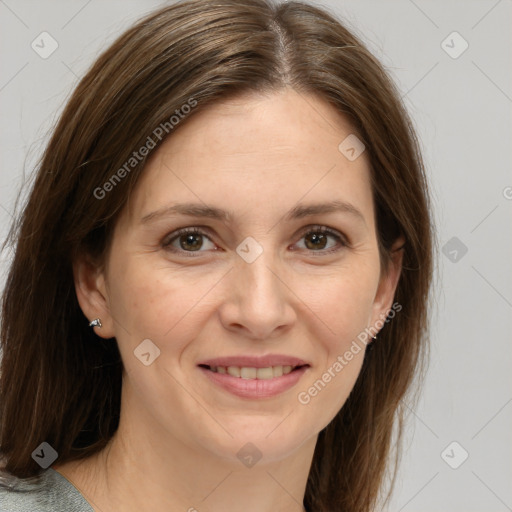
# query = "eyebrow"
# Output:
<box><xmin>140</xmin><ymin>199</ymin><xmax>366</xmax><ymax>226</ymax></box>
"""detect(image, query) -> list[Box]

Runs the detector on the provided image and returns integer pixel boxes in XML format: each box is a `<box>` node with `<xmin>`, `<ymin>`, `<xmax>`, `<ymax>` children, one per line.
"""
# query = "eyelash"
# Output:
<box><xmin>162</xmin><ymin>225</ymin><xmax>349</xmax><ymax>257</ymax></box>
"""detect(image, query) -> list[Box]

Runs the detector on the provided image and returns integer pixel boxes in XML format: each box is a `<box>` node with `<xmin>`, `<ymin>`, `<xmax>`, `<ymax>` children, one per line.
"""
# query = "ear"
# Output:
<box><xmin>73</xmin><ymin>255</ymin><xmax>116</xmax><ymax>339</ymax></box>
<box><xmin>368</xmin><ymin>235</ymin><xmax>405</xmax><ymax>336</ymax></box>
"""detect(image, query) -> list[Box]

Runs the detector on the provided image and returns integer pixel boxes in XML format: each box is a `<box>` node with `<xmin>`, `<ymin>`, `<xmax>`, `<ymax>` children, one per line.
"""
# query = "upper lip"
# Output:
<box><xmin>198</xmin><ymin>354</ymin><xmax>309</xmax><ymax>369</ymax></box>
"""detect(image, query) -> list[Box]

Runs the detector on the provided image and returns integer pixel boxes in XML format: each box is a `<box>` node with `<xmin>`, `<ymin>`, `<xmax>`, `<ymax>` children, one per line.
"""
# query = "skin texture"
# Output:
<box><xmin>54</xmin><ymin>87</ymin><xmax>403</xmax><ymax>512</ymax></box>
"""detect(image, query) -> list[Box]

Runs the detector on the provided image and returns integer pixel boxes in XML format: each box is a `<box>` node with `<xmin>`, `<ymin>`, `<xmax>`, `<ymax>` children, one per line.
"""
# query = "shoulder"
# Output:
<box><xmin>0</xmin><ymin>467</ymin><xmax>94</xmax><ymax>512</ymax></box>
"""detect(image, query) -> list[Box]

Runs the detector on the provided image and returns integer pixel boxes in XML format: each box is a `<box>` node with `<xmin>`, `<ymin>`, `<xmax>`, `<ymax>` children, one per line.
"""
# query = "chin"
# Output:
<box><xmin>195</xmin><ymin>421</ymin><xmax>314</xmax><ymax>466</ymax></box>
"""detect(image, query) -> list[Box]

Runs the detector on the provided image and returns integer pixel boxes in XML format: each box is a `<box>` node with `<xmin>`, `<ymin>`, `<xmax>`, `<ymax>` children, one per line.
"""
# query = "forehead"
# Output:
<box><xmin>159</xmin><ymin>88</ymin><xmax>362</xmax><ymax>160</ymax></box>
<box><xmin>124</xmin><ymin>88</ymin><xmax>373</xmax><ymax>226</ymax></box>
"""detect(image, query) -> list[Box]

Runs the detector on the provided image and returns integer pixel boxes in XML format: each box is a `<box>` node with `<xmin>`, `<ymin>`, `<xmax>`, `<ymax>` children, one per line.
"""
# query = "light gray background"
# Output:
<box><xmin>1</xmin><ymin>1</ymin><xmax>511</xmax><ymax>511</ymax></box>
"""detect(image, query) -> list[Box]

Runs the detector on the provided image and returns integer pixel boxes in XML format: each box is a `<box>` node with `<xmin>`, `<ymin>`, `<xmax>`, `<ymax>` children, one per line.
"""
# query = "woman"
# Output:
<box><xmin>0</xmin><ymin>0</ymin><xmax>434</xmax><ymax>511</ymax></box>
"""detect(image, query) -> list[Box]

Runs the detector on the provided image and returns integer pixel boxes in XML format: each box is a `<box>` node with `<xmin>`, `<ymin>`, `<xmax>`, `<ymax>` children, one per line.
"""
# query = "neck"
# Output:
<box><xmin>55</xmin><ymin>383</ymin><xmax>317</xmax><ymax>512</ymax></box>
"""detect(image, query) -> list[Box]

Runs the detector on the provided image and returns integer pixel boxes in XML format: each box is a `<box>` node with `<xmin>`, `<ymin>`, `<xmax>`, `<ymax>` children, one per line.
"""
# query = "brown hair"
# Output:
<box><xmin>0</xmin><ymin>0</ymin><xmax>435</xmax><ymax>510</ymax></box>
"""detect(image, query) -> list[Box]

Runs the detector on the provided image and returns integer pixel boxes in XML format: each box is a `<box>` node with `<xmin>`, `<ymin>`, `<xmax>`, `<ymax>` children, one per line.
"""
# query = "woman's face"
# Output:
<box><xmin>80</xmin><ymin>88</ymin><xmax>401</xmax><ymax>465</ymax></box>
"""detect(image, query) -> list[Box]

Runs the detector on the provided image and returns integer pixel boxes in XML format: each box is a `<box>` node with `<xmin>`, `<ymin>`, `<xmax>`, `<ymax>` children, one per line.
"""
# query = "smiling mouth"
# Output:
<box><xmin>198</xmin><ymin>364</ymin><xmax>309</xmax><ymax>380</ymax></box>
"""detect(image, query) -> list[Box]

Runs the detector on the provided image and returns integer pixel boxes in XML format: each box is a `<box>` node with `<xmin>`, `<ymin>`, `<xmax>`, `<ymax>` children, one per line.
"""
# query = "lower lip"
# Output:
<box><xmin>198</xmin><ymin>366</ymin><xmax>309</xmax><ymax>399</ymax></box>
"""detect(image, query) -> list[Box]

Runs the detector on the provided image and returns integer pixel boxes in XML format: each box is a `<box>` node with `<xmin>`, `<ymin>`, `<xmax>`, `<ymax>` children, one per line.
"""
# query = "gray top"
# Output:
<box><xmin>0</xmin><ymin>467</ymin><xmax>93</xmax><ymax>511</ymax></box>
<box><xmin>0</xmin><ymin>467</ymin><xmax>313</xmax><ymax>511</ymax></box>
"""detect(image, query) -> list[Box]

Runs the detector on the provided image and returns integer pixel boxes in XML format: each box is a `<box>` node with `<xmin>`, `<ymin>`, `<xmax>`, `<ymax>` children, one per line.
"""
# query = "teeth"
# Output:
<box><xmin>227</xmin><ymin>366</ymin><xmax>240</xmax><ymax>377</ymax></box>
<box><xmin>212</xmin><ymin>365</ymin><xmax>297</xmax><ymax>379</ymax></box>
<box><xmin>273</xmin><ymin>365</ymin><xmax>283</xmax><ymax>377</ymax></box>
<box><xmin>256</xmin><ymin>367</ymin><xmax>274</xmax><ymax>379</ymax></box>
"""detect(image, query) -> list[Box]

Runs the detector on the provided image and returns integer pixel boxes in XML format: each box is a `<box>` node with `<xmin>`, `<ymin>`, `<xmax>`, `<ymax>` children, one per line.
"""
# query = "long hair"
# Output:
<box><xmin>0</xmin><ymin>1</ymin><xmax>435</xmax><ymax>510</ymax></box>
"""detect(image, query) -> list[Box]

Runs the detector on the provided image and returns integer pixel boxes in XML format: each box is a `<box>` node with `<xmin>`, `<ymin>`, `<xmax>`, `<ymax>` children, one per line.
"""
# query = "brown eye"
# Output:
<box><xmin>304</xmin><ymin>231</ymin><xmax>329</xmax><ymax>250</ymax></box>
<box><xmin>162</xmin><ymin>225</ymin><xmax>347</xmax><ymax>258</ymax></box>
<box><xmin>178</xmin><ymin>232</ymin><xmax>203</xmax><ymax>251</ymax></box>
<box><xmin>163</xmin><ymin>227</ymin><xmax>216</xmax><ymax>255</ymax></box>
<box><xmin>295</xmin><ymin>226</ymin><xmax>347</xmax><ymax>254</ymax></box>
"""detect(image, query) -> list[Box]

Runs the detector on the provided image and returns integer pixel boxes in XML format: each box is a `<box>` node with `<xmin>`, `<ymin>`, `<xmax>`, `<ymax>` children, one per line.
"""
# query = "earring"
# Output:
<box><xmin>89</xmin><ymin>318</ymin><xmax>102</xmax><ymax>328</ymax></box>
<box><xmin>367</xmin><ymin>334</ymin><xmax>377</xmax><ymax>352</ymax></box>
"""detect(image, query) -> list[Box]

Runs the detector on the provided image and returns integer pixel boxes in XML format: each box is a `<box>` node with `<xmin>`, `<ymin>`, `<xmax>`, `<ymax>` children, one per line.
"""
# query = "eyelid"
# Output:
<box><xmin>162</xmin><ymin>224</ymin><xmax>349</xmax><ymax>256</ymax></box>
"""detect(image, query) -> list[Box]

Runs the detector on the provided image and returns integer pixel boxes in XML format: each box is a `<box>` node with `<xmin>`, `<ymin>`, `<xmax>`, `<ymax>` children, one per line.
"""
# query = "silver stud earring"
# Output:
<box><xmin>89</xmin><ymin>318</ymin><xmax>102</xmax><ymax>328</ymax></box>
<box><xmin>367</xmin><ymin>334</ymin><xmax>377</xmax><ymax>350</ymax></box>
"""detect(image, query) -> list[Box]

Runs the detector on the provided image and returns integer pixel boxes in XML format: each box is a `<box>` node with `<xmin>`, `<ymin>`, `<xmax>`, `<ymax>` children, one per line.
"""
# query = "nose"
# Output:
<box><xmin>218</xmin><ymin>249</ymin><xmax>297</xmax><ymax>340</ymax></box>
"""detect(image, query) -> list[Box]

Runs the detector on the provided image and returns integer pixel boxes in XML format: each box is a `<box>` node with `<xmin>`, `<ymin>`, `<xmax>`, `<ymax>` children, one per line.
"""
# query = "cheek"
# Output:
<box><xmin>311</xmin><ymin>265</ymin><xmax>379</xmax><ymax>347</ymax></box>
<box><xmin>296</xmin><ymin>266</ymin><xmax>378</xmax><ymax>423</ymax></box>
<box><xmin>107</xmin><ymin>258</ymin><xmax>218</xmax><ymax>351</ymax></box>
<box><xmin>108</xmin><ymin>251</ymin><xmax>380</xmax><ymax>347</ymax></box>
